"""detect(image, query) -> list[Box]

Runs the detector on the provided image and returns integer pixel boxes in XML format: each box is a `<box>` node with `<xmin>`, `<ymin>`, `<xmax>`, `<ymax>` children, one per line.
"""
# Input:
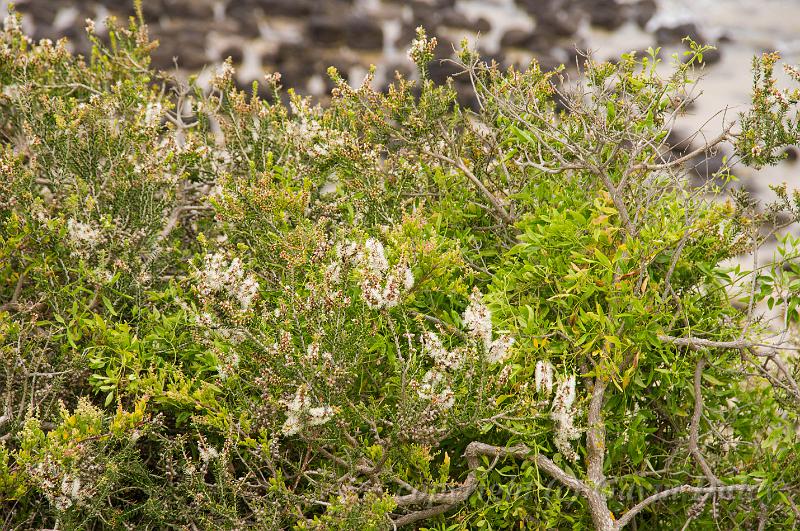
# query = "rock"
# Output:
<box><xmin>584</xmin><ymin>0</ymin><xmax>626</xmax><ymax>30</ymax></box>
<box><xmin>655</xmin><ymin>23</ymin><xmax>706</xmax><ymax>45</ymax></box>
<box><xmin>219</xmin><ymin>45</ymin><xmax>244</xmax><ymax>65</ymax></box>
<box><xmin>440</xmin><ymin>11</ymin><xmax>491</xmax><ymax>34</ymax></box>
<box><xmin>440</xmin><ymin>9</ymin><xmax>471</xmax><ymax>29</ymax></box>
<box><xmin>256</xmin><ymin>0</ymin><xmax>313</xmax><ymax>17</ymax></box>
<box><xmin>691</xmin><ymin>150</ymin><xmax>727</xmax><ymax>182</ymax></box>
<box><xmin>275</xmin><ymin>42</ymin><xmax>318</xmax><ymax>87</ymax></box>
<box><xmin>226</xmin><ymin>5</ymin><xmax>264</xmax><ymax>38</ymax></box>
<box><xmin>308</xmin><ymin>15</ymin><xmax>346</xmax><ymax>46</ymax></box>
<box><xmin>784</xmin><ymin>146</ymin><xmax>799</xmax><ymax>162</ymax></box>
<box><xmin>475</xmin><ymin>18</ymin><xmax>492</xmax><ymax>34</ymax></box>
<box><xmin>345</xmin><ymin>17</ymin><xmax>383</xmax><ymax>50</ymax></box>
<box><xmin>500</xmin><ymin>29</ymin><xmax>535</xmax><ymax>48</ymax></box>
<box><xmin>516</xmin><ymin>0</ymin><xmax>580</xmax><ymax>37</ymax></box>
<box><xmin>630</xmin><ymin>0</ymin><xmax>657</xmax><ymax>29</ymax></box>
<box><xmin>536</xmin><ymin>10</ymin><xmax>581</xmax><ymax>38</ymax></box>
<box><xmin>665</xmin><ymin>129</ymin><xmax>694</xmax><ymax>156</ymax></box>
<box><xmin>161</xmin><ymin>0</ymin><xmax>214</xmax><ymax>19</ymax></box>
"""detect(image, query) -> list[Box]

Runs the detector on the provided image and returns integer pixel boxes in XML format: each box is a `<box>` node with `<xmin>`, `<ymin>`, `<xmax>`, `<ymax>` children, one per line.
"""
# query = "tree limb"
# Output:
<box><xmin>615</xmin><ymin>484</ymin><xmax>758</xmax><ymax>528</ymax></box>
<box><xmin>689</xmin><ymin>357</ymin><xmax>718</xmax><ymax>485</ymax></box>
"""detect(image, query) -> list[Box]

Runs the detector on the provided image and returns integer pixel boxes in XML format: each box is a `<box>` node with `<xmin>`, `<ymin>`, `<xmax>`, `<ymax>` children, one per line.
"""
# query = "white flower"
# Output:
<box><xmin>237</xmin><ymin>274</ymin><xmax>259</xmax><ymax>309</ymax></box>
<box><xmin>364</xmin><ymin>238</ymin><xmax>389</xmax><ymax>274</ymax></box>
<box><xmin>463</xmin><ymin>289</ymin><xmax>492</xmax><ymax>347</ymax></box>
<box><xmin>552</xmin><ymin>408</ymin><xmax>581</xmax><ymax>462</ymax></box>
<box><xmin>198</xmin><ymin>444</ymin><xmax>219</xmax><ymax>463</ymax></box>
<box><xmin>210</xmin><ymin>61</ymin><xmax>235</xmax><ymax>88</ymax></box>
<box><xmin>197</xmin><ymin>253</ymin><xmax>259</xmax><ymax>310</ymax></box>
<box><xmin>67</xmin><ymin>218</ymin><xmax>102</xmax><ymax>250</ymax></box>
<box><xmin>487</xmin><ymin>335</ymin><xmax>514</xmax><ymax>364</ymax></box>
<box><xmin>553</xmin><ymin>375</ymin><xmax>576</xmax><ymax>411</ymax></box>
<box><xmin>402</xmin><ymin>266</ymin><xmax>414</xmax><ymax>291</ymax></box>
<box><xmin>144</xmin><ymin>101</ymin><xmax>163</xmax><ymax>127</ymax></box>
<box><xmin>535</xmin><ymin>360</ymin><xmax>554</xmax><ymax>395</ymax></box>
<box><xmin>422</xmin><ymin>332</ymin><xmax>463</xmax><ymax>370</ymax></box>
<box><xmin>337</xmin><ymin>240</ymin><xmax>360</xmax><ymax>265</ymax></box>
<box><xmin>417</xmin><ymin>370</ymin><xmax>455</xmax><ymax>410</ymax></box>
<box><xmin>281</xmin><ymin>414</ymin><xmax>303</xmax><ymax>436</ymax></box>
<box><xmin>326</xmin><ymin>261</ymin><xmax>342</xmax><ymax>283</ymax></box>
<box><xmin>3</xmin><ymin>14</ymin><xmax>20</xmax><ymax>32</ymax></box>
<box><xmin>281</xmin><ymin>385</ymin><xmax>335</xmax><ymax>435</ymax></box>
<box><xmin>381</xmin><ymin>270</ymin><xmax>403</xmax><ymax>308</ymax></box>
<box><xmin>307</xmin><ymin>406</ymin><xmax>335</xmax><ymax>426</ymax></box>
<box><xmin>357</xmin><ymin>240</ymin><xmax>413</xmax><ymax>309</ymax></box>
<box><xmin>550</xmin><ymin>375</ymin><xmax>580</xmax><ymax>462</ymax></box>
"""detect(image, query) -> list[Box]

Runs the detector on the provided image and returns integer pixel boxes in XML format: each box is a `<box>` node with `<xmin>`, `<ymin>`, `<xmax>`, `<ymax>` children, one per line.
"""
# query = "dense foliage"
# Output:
<box><xmin>1</xmin><ymin>11</ymin><xmax>800</xmax><ymax>530</ymax></box>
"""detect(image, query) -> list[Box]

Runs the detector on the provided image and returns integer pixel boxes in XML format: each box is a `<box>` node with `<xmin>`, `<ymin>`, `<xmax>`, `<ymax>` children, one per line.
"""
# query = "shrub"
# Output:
<box><xmin>1</xmin><ymin>14</ymin><xmax>800</xmax><ymax>531</ymax></box>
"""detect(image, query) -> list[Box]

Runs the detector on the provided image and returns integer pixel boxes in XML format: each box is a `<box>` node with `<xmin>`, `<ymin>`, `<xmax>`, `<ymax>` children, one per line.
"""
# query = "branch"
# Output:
<box><xmin>597</xmin><ymin>174</ymin><xmax>638</xmax><ymax>238</ymax></box>
<box><xmin>586</xmin><ymin>378</ymin><xmax>608</xmax><ymax>486</ymax></box>
<box><xmin>425</xmin><ymin>151</ymin><xmax>515</xmax><ymax>224</ymax></box>
<box><xmin>390</xmin><ymin>441</ymin><xmax>594</xmax><ymax>527</ymax></box>
<box><xmin>615</xmin><ymin>484</ymin><xmax>758</xmax><ymax>528</ymax></box>
<box><xmin>635</xmin><ymin>126</ymin><xmax>733</xmax><ymax>171</ymax></box>
<box><xmin>391</xmin><ymin>503</ymin><xmax>455</xmax><ymax>528</ymax></box>
<box><xmin>659</xmin><ymin>334</ymin><xmax>768</xmax><ymax>351</ymax></box>
<box><xmin>689</xmin><ymin>357</ymin><xmax>718</xmax><ymax>485</ymax></box>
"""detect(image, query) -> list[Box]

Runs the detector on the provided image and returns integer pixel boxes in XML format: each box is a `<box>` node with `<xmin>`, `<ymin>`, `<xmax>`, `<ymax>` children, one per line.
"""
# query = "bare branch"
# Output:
<box><xmin>615</xmin><ymin>484</ymin><xmax>759</xmax><ymax>528</ymax></box>
<box><xmin>689</xmin><ymin>357</ymin><xmax>718</xmax><ymax>485</ymax></box>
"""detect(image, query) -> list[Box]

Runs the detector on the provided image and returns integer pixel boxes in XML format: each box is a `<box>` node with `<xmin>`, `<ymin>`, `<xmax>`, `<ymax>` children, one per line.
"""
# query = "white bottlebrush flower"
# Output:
<box><xmin>357</xmin><ymin>240</ymin><xmax>413</xmax><ymax>310</ymax></box>
<box><xmin>198</xmin><ymin>444</ymin><xmax>220</xmax><ymax>463</ymax></box>
<box><xmin>402</xmin><ymin>266</ymin><xmax>414</xmax><ymax>291</ymax></box>
<box><xmin>417</xmin><ymin>369</ymin><xmax>443</xmax><ymax>399</ymax></box>
<box><xmin>337</xmin><ymin>240</ymin><xmax>360</xmax><ymax>265</ymax></box>
<box><xmin>417</xmin><ymin>370</ymin><xmax>455</xmax><ymax>410</ymax></box>
<box><xmin>197</xmin><ymin>253</ymin><xmax>259</xmax><ymax>310</ymax></box>
<box><xmin>422</xmin><ymin>332</ymin><xmax>463</xmax><ymax>370</ymax></box>
<box><xmin>552</xmin><ymin>408</ymin><xmax>581</xmax><ymax>462</ymax></box>
<box><xmin>281</xmin><ymin>413</ymin><xmax>303</xmax><ymax>436</ymax></box>
<box><xmin>463</xmin><ymin>289</ymin><xmax>492</xmax><ymax>347</ymax></box>
<box><xmin>552</xmin><ymin>375</ymin><xmax>576</xmax><ymax>411</ymax></box>
<box><xmin>361</xmin><ymin>274</ymin><xmax>386</xmax><ymax>309</ymax></box>
<box><xmin>364</xmin><ymin>238</ymin><xmax>389</xmax><ymax>274</ymax></box>
<box><xmin>142</xmin><ymin>100</ymin><xmax>163</xmax><ymax>127</ymax></box>
<box><xmin>307</xmin><ymin>406</ymin><xmax>335</xmax><ymax>426</ymax></box>
<box><xmin>381</xmin><ymin>270</ymin><xmax>403</xmax><ymax>308</ymax></box>
<box><xmin>66</xmin><ymin>218</ymin><xmax>102</xmax><ymax>249</ymax></box>
<box><xmin>210</xmin><ymin>60</ymin><xmax>235</xmax><ymax>88</ymax></box>
<box><xmin>237</xmin><ymin>273</ymin><xmax>259</xmax><ymax>309</ymax></box>
<box><xmin>487</xmin><ymin>335</ymin><xmax>514</xmax><ymax>364</ymax></box>
<box><xmin>326</xmin><ymin>261</ymin><xmax>342</xmax><ymax>284</ymax></box>
<box><xmin>3</xmin><ymin>14</ymin><xmax>20</xmax><ymax>32</ymax></box>
<box><xmin>535</xmin><ymin>360</ymin><xmax>554</xmax><ymax>395</ymax></box>
<box><xmin>70</xmin><ymin>476</ymin><xmax>81</xmax><ymax>500</ymax></box>
<box><xmin>281</xmin><ymin>385</ymin><xmax>335</xmax><ymax>435</ymax></box>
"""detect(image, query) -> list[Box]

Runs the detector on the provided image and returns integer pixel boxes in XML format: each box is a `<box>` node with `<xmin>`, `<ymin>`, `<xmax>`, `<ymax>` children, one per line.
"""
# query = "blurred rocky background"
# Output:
<box><xmin>2</xmin><ymin>0</ymin><xmax>800</xmax><ymax>211</ymax></box>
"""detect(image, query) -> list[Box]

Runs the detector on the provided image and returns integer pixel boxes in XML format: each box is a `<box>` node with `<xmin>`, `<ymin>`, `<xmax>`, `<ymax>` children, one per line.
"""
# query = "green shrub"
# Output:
<box><xmin>1</xmin><ymin>14</ymin><xmax>800</xmax><ymax>530</ymax></box>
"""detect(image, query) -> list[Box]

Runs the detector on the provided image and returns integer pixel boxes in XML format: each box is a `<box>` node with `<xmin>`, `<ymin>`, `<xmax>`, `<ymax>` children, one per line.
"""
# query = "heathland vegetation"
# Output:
<box><xmin>1</xmin><ymin>10</ymin><xmax>800</xmax><ymax>530</ymax></box>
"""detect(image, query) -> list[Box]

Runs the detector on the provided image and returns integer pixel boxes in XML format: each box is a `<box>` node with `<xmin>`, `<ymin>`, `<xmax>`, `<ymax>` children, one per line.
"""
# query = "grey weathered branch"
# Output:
<box><xmin>615</xmin><ymin>484</ymin><xmax>758</xmax><ymax>528</ymax></box>
<box><xmin>390</xmin><ymin>441</ymin><xmax>601</xmax><ymax>528</ymax></box>
<box><xmin>689</xmin><ymin>357</ymin><xmax>719</xmax><ymax>485</ymax></box>
<box><xmin>635</xmin><ymin>127</ymin><xmax>733</xmax><ymax>171</ymax></box>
